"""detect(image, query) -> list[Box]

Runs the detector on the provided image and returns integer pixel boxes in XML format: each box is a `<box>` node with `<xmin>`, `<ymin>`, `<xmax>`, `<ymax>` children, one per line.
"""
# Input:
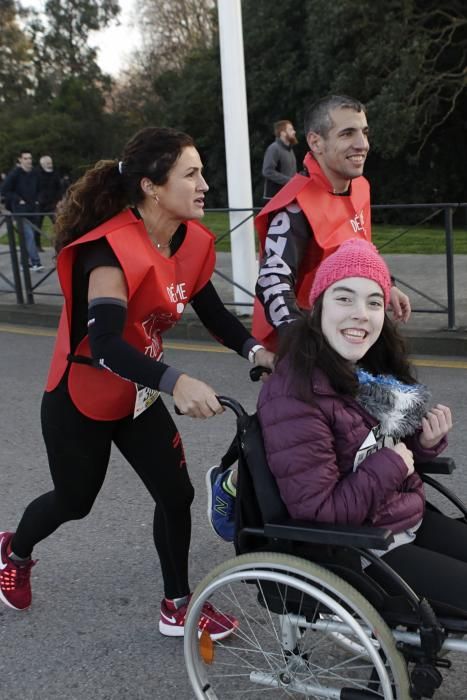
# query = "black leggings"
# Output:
<box><xmin>368</xmin><ymin>508</ymin><xmax>467</xmax><ymax>615</ymax></box>
<box><xmin>11</xmin><ymin>382</ymin><xmax>194</xmax><ymax>599</ymax></box>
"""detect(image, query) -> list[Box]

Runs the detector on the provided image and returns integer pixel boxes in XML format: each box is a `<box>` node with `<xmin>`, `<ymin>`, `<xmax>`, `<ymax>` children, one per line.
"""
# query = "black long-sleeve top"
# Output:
<box><xmin>71</xmin><ymin>226</ymin><xmax>257</xmax><ymax>395</ymax></box>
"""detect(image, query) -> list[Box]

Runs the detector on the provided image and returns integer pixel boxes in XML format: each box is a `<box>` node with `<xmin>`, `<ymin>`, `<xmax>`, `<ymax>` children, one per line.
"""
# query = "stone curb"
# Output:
<box><xmin>0</xmin><ymin>302</ymin><xmax>466</xmax><ymax>358</ymax></box>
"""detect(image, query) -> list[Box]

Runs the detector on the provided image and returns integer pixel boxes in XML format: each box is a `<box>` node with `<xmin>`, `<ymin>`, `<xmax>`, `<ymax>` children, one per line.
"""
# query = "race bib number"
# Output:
<box><xmin>353</xmin><ymin>425</ymin><xmax>396</xmax><ymax>471</ymax></box>
<box><xmin>134</xmin><ymin>384</ymin><xmax>160</xmax><ymax>419</ymax></box>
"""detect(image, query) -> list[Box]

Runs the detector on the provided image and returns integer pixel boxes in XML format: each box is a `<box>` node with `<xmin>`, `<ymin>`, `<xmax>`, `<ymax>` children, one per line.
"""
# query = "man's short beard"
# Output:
<box><xmin>287</xmin><ymin>135</ymin><xmax>298</xmax><ymax>146</ymax></box>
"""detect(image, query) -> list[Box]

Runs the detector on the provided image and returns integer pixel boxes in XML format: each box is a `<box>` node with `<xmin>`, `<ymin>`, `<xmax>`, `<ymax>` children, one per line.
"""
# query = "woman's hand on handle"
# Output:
<box><xmin>173</xmin><ymin>374</ymin><xmax>224</xmax><ymax>419</ymax></box>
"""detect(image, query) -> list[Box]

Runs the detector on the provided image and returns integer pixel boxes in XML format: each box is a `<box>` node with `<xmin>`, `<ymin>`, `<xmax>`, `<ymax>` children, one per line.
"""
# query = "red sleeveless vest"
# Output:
<box><xmin>46</xmin><ymin>209</ymin><xmax>215</xmax><ymax>420</ymax></box>
<box><xmin>253</xmin><ymin>153</ymin><xmax>371</xmax><ymax>348</ymax></box>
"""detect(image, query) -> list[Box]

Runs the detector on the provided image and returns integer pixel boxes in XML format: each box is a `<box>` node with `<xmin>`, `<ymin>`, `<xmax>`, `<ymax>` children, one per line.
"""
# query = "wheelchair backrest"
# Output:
<box><xmin>234</xmin><ymin>412</ymin><xmax>289</xmax><ymax>552</ymax></box>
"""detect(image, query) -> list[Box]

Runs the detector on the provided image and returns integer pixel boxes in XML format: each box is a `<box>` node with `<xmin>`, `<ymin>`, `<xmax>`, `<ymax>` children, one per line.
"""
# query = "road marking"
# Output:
<box><xmin>0</xmin><ymin>324</ymin><xmax>232</xmax><ymax>349</ymax></box>
<box><xmin>0</xmin><ymin>323</ymin><xmax>466</xmax><ymax>368</ymax></box>
<box><xmin>412</xmin><ymin>358</ymin><xmax>467</xmax><ymax>369</ymax></box>
<box><xmin>168</xmin><ymin>341</ymin><xmax>230</xmax><ymax>353</ymax></box>
<box><xmin>0</xmin><ymin>323</ymin><xmax>58</xmax><ymax>337</ymax></box>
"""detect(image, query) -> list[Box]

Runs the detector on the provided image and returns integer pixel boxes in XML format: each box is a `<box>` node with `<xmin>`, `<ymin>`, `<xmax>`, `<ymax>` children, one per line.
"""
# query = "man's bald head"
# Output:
<box><xmin>40</xmin><ymin>156</ymin><xmax>53</xmax><ymax>172</ymax></box>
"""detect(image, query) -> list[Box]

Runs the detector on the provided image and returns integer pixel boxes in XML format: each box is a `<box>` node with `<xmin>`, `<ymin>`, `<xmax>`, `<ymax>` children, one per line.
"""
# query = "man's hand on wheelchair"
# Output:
<box><xmin>253</xmin><ymin>348</ymin><xmax>275</xmax><ymax>381</ymax></box>
<box><xmin>389</xmin><ymin>285</ymin><xmax>411</xmax><ymax>323</ymax></box>
<box><xmin>420</xmin><ymin>404</ymin><xmax>452</xmax><ymax>449</ymax></box>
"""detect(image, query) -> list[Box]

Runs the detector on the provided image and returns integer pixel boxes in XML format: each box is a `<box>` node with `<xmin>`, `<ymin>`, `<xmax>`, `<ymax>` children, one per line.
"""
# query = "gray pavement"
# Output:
<box><xmin>0</xmin><ymin>244</ymin><xmax>466</xmax><ymax>356</ymax></box>
<box><xmin>0</xmin><ymin>328</ymin><xmax>467</xmax><ymax>698</ymax></box>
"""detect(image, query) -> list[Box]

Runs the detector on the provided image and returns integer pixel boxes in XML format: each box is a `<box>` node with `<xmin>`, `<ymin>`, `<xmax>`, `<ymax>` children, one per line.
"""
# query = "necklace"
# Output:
<box><xmin>151</xmin><ymin>236</ymin><xmax>173</xmax><ymax>250</ymax></box>
<box><xmin>137</xmin><ymin>208</ymin><xmax>173</xmax><ymax>249</ymax></box>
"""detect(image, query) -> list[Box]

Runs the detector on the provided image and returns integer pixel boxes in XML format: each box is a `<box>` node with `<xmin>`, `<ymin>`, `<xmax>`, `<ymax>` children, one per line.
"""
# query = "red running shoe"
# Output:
<box><xmin>0</xmin><ymin>531</ymin><xmax>35</xmax><ymax>610</ymax></box>
<box><xmin>159</xmin><ymin>595</ymin><xmax>238</xmax><ymax>640</ymax></box>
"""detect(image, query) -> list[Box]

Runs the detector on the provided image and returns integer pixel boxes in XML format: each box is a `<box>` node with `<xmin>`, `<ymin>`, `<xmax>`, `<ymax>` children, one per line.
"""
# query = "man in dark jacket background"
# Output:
<box><xmin>262</xmin><ymin>120</ymin><xmax>297</xmax><ymax>200</ymax></box>
<box><xmin>36</xmin><ymin>155</ymin><xmax>62</xmax><ymax>250</ymax></box>
<box><xmin>1</xmin><ymin>151</ymin><xmax>43</xmax><ymax>271</ymax></box>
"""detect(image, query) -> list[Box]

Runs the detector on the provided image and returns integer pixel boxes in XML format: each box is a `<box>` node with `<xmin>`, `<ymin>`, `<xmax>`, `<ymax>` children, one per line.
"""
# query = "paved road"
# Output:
<box><xmin>1</xmin><ymin>326</ymin><xmax>467</xmax><ymax>699</ymax></box>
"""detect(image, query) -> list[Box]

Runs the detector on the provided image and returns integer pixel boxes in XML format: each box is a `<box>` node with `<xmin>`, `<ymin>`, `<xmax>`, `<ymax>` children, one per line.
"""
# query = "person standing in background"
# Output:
<box><xmin>36</xmin><ymin>155</ymin><xmax>62</xmax><ymax>250</ymax></box>
<box><xmin>1</xmin><ymin>151</ymin><xmax>43</xmax><ymax>271</ymax></box>
<box><xmin>262</xmin><ymin>120</ymin><xmax>298</xmax><ymax>200</ymax></box>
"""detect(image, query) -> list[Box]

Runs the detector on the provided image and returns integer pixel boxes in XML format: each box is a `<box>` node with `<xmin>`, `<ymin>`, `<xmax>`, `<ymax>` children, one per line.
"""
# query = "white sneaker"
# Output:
<box><xmin>31</xmin><ymin>264</ymin><xmax>44</xmax><ymax>272</ymax></box>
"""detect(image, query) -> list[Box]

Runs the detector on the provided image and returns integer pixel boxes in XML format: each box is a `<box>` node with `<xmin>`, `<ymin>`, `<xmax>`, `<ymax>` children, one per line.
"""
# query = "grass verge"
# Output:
<box><xmin>1</xmin><ymin>213</ymin><xmax>465</xmax><ymax>254</ymax></box>
<box><xmin>203</xmin><ymin>213</ymin><xmax>467</xmax><ymax>254</ymax></box>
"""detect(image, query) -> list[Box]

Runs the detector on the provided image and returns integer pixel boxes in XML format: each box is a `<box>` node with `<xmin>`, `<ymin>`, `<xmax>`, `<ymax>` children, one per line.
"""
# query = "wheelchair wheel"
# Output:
<box><xmin>184</xmin><ymin>552</ymin><xmax>410</xmax><ymax>699</ymax></box>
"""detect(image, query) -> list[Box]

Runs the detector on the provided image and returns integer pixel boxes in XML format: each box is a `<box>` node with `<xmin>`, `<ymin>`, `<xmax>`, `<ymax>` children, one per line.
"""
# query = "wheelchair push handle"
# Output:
<box><xmin>249</xmin><ymin>365</ymin><xmax>272</xmax><ymax>382</ymax></box>
<box><xmin>174</xmin><ymin>365</ymin><xmax>271</xmax><ymax>416</ymax></box>
<box><xmin>174</xmin><ymin>395</ymin><xmax>247</xmax><ymax>418</ymax></box>
<box><xmin>221</xmin><ymin>366</ymin><xmax>271</xmax><ymax>411</ymax></box>
<box><xmin>217</xmin><ymin>395</ymin><xmax>248</xmax><ymax>417</ymax></box>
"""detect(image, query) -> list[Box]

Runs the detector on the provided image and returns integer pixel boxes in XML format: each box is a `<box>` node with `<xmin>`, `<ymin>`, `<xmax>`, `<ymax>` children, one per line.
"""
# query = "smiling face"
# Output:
<box><xmin>321</xmin><ymin>277</ymin><xmax>385</xmax><ymax>362</ymax></box>
<box><xmin>307</xmin><ymin>107</ymin><xmax>369</xmax><ymax>192</ymax></box>
<box><xmin>150</xmin><ymin>146</ymin><xmax>208</xmax><ymax>221</ymax></box>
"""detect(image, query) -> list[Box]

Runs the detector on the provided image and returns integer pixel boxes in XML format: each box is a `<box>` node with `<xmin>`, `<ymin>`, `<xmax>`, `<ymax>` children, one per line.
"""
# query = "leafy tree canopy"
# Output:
<box><xmin>1</xmin><ymin>0</ymin><xmax>466</xmax><ymax>209</ymax></box>
<box><xmin>27</xmin><ymin>0</ymin><xmax>120</xmax><ymax>98</ymax></box>
<box><xmin>0</xmin><ymin>0</ymin><xmax>34</xmax><ymax>104</ymax></box>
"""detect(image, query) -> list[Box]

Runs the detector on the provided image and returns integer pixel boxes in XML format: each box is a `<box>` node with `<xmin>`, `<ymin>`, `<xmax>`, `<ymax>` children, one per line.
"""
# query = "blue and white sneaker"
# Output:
<box><xmin>206</xmin><ymin>465</ymin><xmax>235</xmax><ymax>542</ymax></box>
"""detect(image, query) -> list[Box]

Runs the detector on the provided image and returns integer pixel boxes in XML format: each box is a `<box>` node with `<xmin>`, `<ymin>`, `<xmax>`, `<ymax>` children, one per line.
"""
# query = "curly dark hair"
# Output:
<box><xmin>54</xmin><ymin>127</ymin><xmax>194</xmax><ymax>252</ymax></box>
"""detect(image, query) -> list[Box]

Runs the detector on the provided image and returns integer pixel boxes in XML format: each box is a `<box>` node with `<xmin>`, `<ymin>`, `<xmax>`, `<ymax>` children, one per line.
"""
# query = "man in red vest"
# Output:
<box><xmin>253</xmin><ymin>94</ymin><xmax>411</xmax><ymax>349</ymax></box>
<box><xmin>208</xmin><ymin>96</ymin><xmax>412</xmax><ymax>542</ymax></box>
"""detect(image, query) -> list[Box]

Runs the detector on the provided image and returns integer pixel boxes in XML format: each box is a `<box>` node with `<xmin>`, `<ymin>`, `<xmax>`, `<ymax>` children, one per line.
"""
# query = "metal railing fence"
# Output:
<box><xmin>1</xmin><ymin>203</ymin><xmax>466</xmax><ymax>329</ymax></box>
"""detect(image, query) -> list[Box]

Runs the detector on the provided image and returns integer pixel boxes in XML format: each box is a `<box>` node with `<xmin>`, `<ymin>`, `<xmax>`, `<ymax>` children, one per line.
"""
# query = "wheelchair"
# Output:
<box><xmin>184</xmin><ymin>396</ymin><xmax>467</xmax><ymax>699</ymax></box>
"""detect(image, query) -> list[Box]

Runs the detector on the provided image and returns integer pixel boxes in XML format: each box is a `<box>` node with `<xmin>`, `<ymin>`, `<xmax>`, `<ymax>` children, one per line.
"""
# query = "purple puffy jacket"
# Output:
<box><xmin>257</xmin><ymin>362</ymin><xmax>447</xmax><ymax>534</ymax></box>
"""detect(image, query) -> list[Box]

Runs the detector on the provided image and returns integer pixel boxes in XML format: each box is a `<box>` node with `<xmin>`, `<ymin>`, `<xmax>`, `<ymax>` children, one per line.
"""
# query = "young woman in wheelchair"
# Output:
<box><xmin>250</xmin><ymin>238</ymin><xmax>467</xmax><ymax>618</ymax></box>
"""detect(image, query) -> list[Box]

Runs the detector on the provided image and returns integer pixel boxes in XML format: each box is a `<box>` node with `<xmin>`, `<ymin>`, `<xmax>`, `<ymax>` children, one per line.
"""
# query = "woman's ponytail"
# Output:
<box><xmin>54</xmin><ymin>127</ymin><xmax>195</xmax><ymax>253</ymax></box>
<box><xmin>54</xmin><ymin>160</ymin><xmax>128</xmax><ymax>253</ymax></box>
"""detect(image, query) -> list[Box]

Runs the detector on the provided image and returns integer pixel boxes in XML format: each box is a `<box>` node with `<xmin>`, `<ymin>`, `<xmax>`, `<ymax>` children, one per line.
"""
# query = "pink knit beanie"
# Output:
<box><xmin>309</xmin><ymin>238</ymin><xmax>391</xmax><ymax>308</ymax></box>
